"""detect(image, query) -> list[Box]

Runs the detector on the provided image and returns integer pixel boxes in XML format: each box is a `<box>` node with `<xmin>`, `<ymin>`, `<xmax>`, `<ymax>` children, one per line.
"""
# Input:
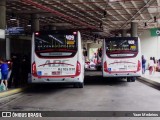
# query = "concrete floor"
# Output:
<box><xmin>0</xmin><ymin>71</ymin><xmax>160</xmax><ymax>120</ymax></box>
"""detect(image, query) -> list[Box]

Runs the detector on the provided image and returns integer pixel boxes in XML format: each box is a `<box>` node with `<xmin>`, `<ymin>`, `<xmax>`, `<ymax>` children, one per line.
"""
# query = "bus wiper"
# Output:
<box><xmin>48</xmin><ymin>35</ymin><xmax>63</xmax><ymax>44</ymax></box>
<box><xmin>36</xmin><ymin>37</ymin><xmax>49</xmax><ymax>43</ymax></box>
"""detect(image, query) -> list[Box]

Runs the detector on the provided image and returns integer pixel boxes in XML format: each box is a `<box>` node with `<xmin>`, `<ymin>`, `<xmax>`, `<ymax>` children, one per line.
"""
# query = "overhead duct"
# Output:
<box><xmin>22</xmin><ymin>0</ymin><xmax>100</xmax><ymax>31</ymax></box>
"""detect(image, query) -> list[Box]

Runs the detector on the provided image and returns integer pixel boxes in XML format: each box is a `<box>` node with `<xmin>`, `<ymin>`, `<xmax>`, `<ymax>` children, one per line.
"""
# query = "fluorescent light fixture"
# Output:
<box><xmin>10</xmin><ymin>13</ymin><xmax>17</xmax><ymax>21</ymax></box>
<box><xmin>10</xmin><ymin>18</ymin><xmax>17</xmax><ymax>21</ymax></box>
<box><xmin>27</xmin><ymin>20</ymin><xmax>31</xmax><ymax>27</ymax></box>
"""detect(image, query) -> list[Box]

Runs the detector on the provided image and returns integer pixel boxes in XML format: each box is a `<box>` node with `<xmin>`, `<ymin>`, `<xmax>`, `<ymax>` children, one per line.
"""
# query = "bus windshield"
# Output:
<box><xmin>106</xmin><ymin>37</ymin><xmax>138</xmax><ymax>53</ymax></box>
<box><xmin>35</xmin><ymin>31</ymin><xmax>78</xmax><ymax>57</ymax></box>
<box><xmin>105</xmin><ymin>37</ymin><xmax>138</xmax><ymax>58</ymax></box>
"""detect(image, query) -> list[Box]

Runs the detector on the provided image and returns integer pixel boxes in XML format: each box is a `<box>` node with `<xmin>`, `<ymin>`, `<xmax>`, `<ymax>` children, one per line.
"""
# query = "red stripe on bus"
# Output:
<box><xmin>38</xmin><ymin>63</ymin><xmax>74</xmax><ymax>67</ymax></box>
<box><xmin>109</xmin><ymin>62</ymin><xmax>136</xmax><ymax>65</ymax></box>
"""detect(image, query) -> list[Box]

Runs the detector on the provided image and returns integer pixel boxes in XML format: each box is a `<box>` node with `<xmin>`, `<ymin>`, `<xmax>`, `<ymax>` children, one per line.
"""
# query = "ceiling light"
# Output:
<box><xmin>10</xmin><ymin>18</ymin><xmax>16</xmax><ymax>21</ymax></box>
<box><xmin>27</xmin><ymin>20</ymin><xmax>31</xmax><ymax>27</ymax></box>
<box><xmin>10</xmin><ymin>13</ymin><xmax>17</xmax><ymax>21</ymax></box>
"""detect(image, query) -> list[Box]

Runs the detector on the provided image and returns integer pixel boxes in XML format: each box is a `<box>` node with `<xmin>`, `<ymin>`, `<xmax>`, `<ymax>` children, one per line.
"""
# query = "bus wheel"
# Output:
<box><xmin>127</xmin><ymin>77</ymin><xmax>131</xmax><ymax>82</ymax></box>
<box><xmin>131</xmin><ymin>77</ymin><xmax>136</xmax><ymax>82</ymax></box>
<box><xmin>73</xmin><ymin>83</ymin><xmax>79</xmax><ymax>88</ymax></box>
<box><xmin>79</xmin><ymin>82</ymin><xmax>84</xmax><ymax>88</ymax></box>
<box><xmin>73</xmin><ymin>82</ymin><xmax>84</xmax><ymax>88</ymax></box>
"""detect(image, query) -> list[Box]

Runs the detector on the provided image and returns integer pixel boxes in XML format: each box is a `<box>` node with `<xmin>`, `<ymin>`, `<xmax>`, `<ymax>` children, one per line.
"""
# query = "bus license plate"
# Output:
<box><xmin>119</xmin><ymin>68</ymin><xmax>127</xmax><ymax>71</ymax></box>
<box><xmin>52</xmin><ymin>71</ymin><xmax>60</xmax><ymax>75</ymax></box>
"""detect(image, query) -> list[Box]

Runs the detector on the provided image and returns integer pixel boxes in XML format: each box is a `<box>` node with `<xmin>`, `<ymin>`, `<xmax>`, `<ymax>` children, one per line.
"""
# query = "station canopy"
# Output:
<box><xmin>6</xmin><ymin>0</ymin><xmax>160</xmax><ymax>39</ymax></box>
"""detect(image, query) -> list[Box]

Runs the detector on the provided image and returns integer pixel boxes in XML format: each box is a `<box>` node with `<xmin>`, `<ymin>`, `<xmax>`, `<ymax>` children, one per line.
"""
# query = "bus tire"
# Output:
<box><xmin>131</xmin><ymin>77</ymin><xmax>136</xmax><ymax>82</ymax></box>
<box><xmin>73</xmin><ymin>83</ymin><xmax>79</xmax><ymax>88</ymax></box>
<box><xmin>79</xmin><ymin>82</ymin><xmax>84</xmax><ymax>88</ymax></box>
<box><xmin>127</xmin><ymin>77</ymin><xmax>131</xmax><ymax>82</ymax></box>
<box><xmin>73</xmin><ymin>82</ymin><xmax>84</xmax><ymax>88</ymax></box>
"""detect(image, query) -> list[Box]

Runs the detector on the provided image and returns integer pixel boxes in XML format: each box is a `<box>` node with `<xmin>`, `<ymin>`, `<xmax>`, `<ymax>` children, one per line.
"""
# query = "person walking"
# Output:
<box><xmin>0</xmin><ymin>59</ymin><xmax>9</xmax><ymax>90</ymax></box>
<box><xmin>142</xmin><ymin>55</ymin><xmax>146</xmax><ymax>74</ymax></box>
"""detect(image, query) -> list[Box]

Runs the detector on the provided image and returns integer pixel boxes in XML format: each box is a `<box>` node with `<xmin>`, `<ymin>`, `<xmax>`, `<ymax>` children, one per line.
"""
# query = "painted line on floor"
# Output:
<box><xmin>0</xmin><ymin>87</ymin><xmax>27</xmax><ymax>98</ymax></box>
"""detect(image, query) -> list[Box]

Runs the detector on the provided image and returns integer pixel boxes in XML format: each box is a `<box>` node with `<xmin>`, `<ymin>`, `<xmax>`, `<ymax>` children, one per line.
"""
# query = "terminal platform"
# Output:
<box><xmin>0</xmin><ymin>70</ymin><xmax>160</xmax><ymax>98</ymax></box>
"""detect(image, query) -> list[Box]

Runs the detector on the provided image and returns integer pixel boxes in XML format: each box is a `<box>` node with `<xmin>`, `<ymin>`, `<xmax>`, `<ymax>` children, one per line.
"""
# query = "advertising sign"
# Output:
<box><xmin>150</xmin><ymin>28</ymin><xmax>160</xmax><ymax>36</ymax></box>
<box><xmin>6</xmin><ymin>27</ymin><xmax>25</xmax><ymax>35</ymax></box>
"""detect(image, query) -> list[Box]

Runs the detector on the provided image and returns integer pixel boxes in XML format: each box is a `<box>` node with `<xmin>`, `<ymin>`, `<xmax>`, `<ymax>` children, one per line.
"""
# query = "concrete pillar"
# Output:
<box><xmin>0</xmin><ymin>0</ymin><xmax>7</xmax><ymax>59</ymax></box>
<box><xmin>31</xmin><ymin>14</ymin><xmax>39</xmax><ymax>32</ymax></box>
<box><xmin>0</xmin><ymin>0</ymin><xmax>6</xmax><ymax>30</ymax></box>
<box><xmin>131</xmin><ymin>22</ymin><xmax>138</xmax><ymax>37</ymax></box>
<box><xmin>6</xmin><ymin>37</ymin><xmax>10</xmax><ymax>60</ymax></box>
<box><xmin>122</xmin><ymin>29</ymin><xmax>127</xmax><ymax>37</ymax></box>
<box><xmin>131</xmin><ymin>22</ymin><xmax>138</xmax><ymax>80</ymax></box>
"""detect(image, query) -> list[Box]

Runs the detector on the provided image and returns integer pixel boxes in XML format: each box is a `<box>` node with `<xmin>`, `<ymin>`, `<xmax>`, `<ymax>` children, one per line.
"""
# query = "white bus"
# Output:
<box><xmin>30</xmin><ymin>30</ymin><xmax>84</xmax><ymax>88</ymax></box>
<box><xmin>102</xmin><ymin>37</ymin><xmax>141</xmax><ymax>82</ymax></box>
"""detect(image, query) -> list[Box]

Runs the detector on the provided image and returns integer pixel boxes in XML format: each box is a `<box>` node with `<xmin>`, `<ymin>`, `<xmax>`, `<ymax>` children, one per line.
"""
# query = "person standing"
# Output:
<box><xmin>0</xmin><ymin>59</ymin><xmax>9</xmax><ymax>90</ymax></box>
<box><xmin>152</xmin><ymin>57</ymin><xmax>156</xmax><ymax>74</ymax></box>
<box><xmin>8</xmin><ymin>55</ymin><xmax>20</xmax><ymax>88</ymax></box>
<box><xmin>148</xmin><ymin>57</ymin><xmax>154</xmax><ymax>75</ymax></box>
<box><xmin>157</xmin><ymin>59</ymin><xmax>160</xmax><ymax>72</ymax></box>
<box><xmin>141</xmin><ymin>55</ymin><xmax>146</xmax><ymax>74</ymax></box>
<box><xmin>21</xmin><ymin>56</ymin><xmax>30</xmax><ymax>86</ymax></box>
